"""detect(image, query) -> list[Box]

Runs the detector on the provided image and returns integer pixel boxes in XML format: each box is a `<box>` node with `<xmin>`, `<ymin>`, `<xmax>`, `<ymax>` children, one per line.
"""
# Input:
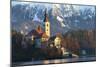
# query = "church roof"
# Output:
<box><xmin>36</xmin><ymin>25</ymin><xmax>44</xmax><ymax>34</ymax></box>
<box><xmin>27</xmin><ymin>29</ymin><xmax>42</xmax><ymax>38</ymax></box>
<box><xmin>42</xmin><ymin>33</ymin><xmax>49</xmax><ymax>38</ymax></box>
<box><xmin>43</xmin><ymin>9</ymin><xmax>49</xmax><ymax>22</ymax></box>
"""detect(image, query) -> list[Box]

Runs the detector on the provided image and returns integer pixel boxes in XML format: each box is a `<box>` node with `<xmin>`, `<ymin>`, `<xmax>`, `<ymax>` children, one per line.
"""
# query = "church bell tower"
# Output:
<box><xmin>44</xmin><ymin>9</ymin><xmax>50</xmax><ymax>37</ymax></box>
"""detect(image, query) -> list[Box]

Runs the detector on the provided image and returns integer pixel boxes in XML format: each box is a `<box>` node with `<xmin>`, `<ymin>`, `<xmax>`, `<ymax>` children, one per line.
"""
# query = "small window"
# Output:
<box><xmin>47</xmin><ymin>24</ymin><xmax>48</xmax><ymax>27</ymax></box>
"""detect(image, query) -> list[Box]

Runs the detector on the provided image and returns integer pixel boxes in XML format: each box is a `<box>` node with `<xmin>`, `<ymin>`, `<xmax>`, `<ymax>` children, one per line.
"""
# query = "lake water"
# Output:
<box><xmin>13</xmin><ymin>57</ymin><xmax>96</xmax><ymax>66</ymax></box>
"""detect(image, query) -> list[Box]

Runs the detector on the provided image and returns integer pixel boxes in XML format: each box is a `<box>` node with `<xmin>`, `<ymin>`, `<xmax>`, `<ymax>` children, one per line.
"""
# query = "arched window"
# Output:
<box><xmin>47</xmin><ymin>24</ymin><xmax>48</xmax><ymax>27</ymax></box>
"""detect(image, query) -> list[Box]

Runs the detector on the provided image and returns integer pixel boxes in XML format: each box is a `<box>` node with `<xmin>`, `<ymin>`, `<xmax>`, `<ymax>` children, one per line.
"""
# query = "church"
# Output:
<box><xmin>26</xmin><ymin>9</ymin><xmax>51</xmax><ymax>48</ymax></box>
<box><xmin>26</xmin><ymin>9</ymin><xmax>62</xmax><ymax>48</ymax></box>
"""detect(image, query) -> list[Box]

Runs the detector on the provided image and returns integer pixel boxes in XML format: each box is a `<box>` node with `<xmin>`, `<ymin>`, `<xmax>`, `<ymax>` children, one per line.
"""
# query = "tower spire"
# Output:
<box><xmin>44</xmin><ymin>8</ymin><xmax>49</xmax><ymax>22</ymax></box>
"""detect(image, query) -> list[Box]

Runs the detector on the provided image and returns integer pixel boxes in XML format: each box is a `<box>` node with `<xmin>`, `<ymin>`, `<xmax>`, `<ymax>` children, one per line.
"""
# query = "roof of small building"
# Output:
<box><xmin>42</xmin><ymin>33</ymin><xmax>49</xmax><ymax>38</ymax></box>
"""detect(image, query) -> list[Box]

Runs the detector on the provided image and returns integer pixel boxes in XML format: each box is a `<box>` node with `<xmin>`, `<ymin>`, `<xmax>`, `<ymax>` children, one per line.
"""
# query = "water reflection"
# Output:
<box><xmin>13</xmin><ymin>57</ymin><xmax>95</xmax><ymax>66</ymax></box>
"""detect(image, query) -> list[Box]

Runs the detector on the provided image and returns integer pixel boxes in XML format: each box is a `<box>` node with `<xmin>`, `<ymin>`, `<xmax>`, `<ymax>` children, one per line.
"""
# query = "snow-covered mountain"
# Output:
<box><xmin>11</xmin><ymin>1</ymin><xmax>96</xmax><ymax>36</ymax></box>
